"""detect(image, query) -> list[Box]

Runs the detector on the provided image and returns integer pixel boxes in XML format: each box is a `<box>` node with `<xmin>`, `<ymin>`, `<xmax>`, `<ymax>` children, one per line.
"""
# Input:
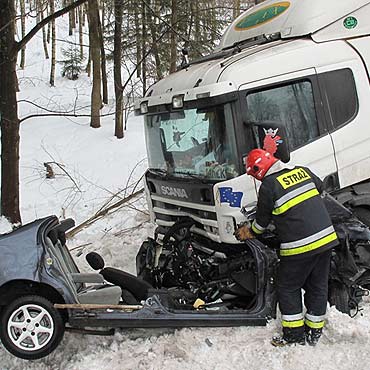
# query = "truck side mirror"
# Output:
<box><xmin>254</xmin><ymin>121</ymin><xmax>291</xmax><ymax>163</ymax></box>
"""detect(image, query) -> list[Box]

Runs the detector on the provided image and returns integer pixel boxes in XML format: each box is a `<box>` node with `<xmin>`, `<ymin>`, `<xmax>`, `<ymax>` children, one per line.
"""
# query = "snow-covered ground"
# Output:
<box><xmin>2</xmin><ymin>13</ymin><xmax>370</xmax><ymax>370</ymax></box>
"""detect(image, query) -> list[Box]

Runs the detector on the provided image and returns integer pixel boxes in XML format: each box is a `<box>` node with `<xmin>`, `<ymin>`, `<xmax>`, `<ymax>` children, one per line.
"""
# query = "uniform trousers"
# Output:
<box><xmin>277</xmin><ymin>250</ymin><xmax>332</xmax><ymax>340</ymax></box>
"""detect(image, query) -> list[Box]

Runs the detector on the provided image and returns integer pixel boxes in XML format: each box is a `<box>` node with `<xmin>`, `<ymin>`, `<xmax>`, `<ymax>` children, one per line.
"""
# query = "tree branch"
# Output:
<box><xmin>16</xmin><ymin>0</ymin><xmax>88</xmax><ymax>52</ymax></box>
<box><xmin>19</xmin><ymin>111</ymin><xmax>115</xmax><ymax>124</ymax></box>
<box><xmin>66</xmin><ymin>188</ymin><xmax>144</xmax><ymax>238</ymax></box>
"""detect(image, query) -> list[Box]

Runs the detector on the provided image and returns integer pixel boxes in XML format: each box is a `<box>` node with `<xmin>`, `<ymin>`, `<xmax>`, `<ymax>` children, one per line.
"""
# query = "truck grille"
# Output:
<box><xmin>151</xmin><ymin>194</ymin><xmax>221</xmax><ymax>242</ymax></box>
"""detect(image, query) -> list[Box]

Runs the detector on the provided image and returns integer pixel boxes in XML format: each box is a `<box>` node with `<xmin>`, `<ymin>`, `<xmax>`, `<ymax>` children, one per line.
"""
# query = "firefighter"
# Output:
<box><xmin>234</xmin><ymin>149</ymin><xmax>338</xmax><ymax>346</ymax></box>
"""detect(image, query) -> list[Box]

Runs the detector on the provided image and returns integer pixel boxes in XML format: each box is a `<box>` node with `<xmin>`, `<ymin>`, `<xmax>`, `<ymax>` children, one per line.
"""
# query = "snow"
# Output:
<box><xmin>3</xmin><ymin>304</ymin><xmax>370</xmax><ymax>370</ymax></box>
<box><xmin>1</xmin><ymin>13</ymin><xmax>370</xmax><ymax>370</ymax></box>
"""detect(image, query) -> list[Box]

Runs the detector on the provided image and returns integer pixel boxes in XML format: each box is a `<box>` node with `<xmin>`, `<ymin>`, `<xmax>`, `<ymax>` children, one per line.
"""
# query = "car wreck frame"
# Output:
<box><xmin>1</xmin><ymin>196</ymin><xmax>370</xmax><ymax>360</ymax></box>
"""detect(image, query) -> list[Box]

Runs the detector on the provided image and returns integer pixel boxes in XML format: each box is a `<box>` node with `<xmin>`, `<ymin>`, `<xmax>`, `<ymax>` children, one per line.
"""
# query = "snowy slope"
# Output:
<box><xmin>1</xmin><ymin>13</ymin><xmax>370</xmax><ymax>370</ymax></box>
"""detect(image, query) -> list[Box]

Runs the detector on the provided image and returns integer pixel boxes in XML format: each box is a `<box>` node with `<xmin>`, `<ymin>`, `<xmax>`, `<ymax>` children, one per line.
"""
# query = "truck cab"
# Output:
<box><xmin>135</xmin><ymin>0</ymin><xmax>370</xmax><ymax>244</ymax></box>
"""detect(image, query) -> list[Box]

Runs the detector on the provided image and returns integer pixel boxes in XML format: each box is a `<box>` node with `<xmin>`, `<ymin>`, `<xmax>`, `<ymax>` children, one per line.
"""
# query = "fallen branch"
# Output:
<box><xmin>44</xmin><ymin>161</ymin><xmax>81</xmax><ymax>192</ymax></box>
<box><xmin>93</xmin><ymin>173</ymin><xmax>145</xmax><ymax>215</ymax></box>
<box><xmin>66</xmin><ymin>188</ymin><xmax>144</xmax><ymax>238</ymax></box>
<box><xmin>69</xmin><ymin>242</ymin><xmax>92</xmax><ymax>252</ymax></box>
<box><xmin>113</xmin><ymin>221</ymin><xmax>148</xmax><ymax>237</ymax></box>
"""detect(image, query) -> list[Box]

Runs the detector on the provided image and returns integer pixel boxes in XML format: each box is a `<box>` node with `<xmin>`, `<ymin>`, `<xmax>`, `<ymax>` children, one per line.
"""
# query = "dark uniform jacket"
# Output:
<box><xmin>251</xmin><ymin>164</ymin><xmax>338</xmax><ymax>259</ymax></box>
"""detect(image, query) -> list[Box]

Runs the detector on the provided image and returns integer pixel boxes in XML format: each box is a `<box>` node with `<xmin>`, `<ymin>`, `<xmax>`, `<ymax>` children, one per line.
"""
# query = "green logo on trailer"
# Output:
<box><xmin>235</xmin><ymin>2</ymin><xmax>291</xmax><ymax>31</ymax></box>
<box><xmin>343</xmin><ymin>16</ymin><xmax>358</xmax><ymax>29</ymax></box>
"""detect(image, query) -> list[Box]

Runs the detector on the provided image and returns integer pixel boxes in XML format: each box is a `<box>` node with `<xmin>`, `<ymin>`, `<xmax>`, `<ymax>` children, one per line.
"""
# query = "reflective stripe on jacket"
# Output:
<box><xmin>254</xmin><ymin>165</ymin><xmax>338</xmax><ymax>259</ymax></box>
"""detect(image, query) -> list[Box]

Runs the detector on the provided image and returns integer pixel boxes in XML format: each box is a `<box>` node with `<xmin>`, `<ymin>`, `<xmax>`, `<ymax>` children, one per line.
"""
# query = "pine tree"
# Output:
<box><xmin>59</xmin><ymin>45</ymin><xmax>85</xmax><ymax>80</ymax></box>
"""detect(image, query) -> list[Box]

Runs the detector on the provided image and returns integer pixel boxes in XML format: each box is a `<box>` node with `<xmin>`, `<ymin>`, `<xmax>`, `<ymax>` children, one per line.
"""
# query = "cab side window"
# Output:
<box><xmin>319</xmin><ymin>68</ymin><xmax>358</xmax><ymax>129</ymax></box>
<box><xmin>246</xmin><ymin>80</ymin><xmax>320</xmax><ymax>150</ymax></box>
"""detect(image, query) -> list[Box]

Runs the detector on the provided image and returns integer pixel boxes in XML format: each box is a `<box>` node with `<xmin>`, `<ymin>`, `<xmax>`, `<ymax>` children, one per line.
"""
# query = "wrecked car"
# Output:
<box><xmin>0</xmin><ymin>195</ymin><xmax>370</xmax><ymax>360</ymax></box>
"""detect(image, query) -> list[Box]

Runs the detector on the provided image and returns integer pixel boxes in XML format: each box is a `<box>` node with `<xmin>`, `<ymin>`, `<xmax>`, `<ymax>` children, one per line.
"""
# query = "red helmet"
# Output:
<box><xmin>246</xmin><ymin>149</ymin><xmax>278</xmax><ymax>180</ymax></box>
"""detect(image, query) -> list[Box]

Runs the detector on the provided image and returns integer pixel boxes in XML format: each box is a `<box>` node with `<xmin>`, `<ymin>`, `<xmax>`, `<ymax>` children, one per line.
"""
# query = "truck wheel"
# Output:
<box><xmin>353</xmin><ymin>207</ymin><xmax>370</xmax><ymax>227</ymax></box>
<box><xmin>0</xmin><ymin>295</ymin><xmax>65</xmax><ymax>360</ymax></box>
<box><xmin>328</xmin><ymin>283</ymin><xmax>349</xmax><ymax>314</ymax></box>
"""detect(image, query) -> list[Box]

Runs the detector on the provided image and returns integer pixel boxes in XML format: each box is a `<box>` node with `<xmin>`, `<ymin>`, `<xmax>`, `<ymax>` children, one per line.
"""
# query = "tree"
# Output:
<box><xmin>233</xmin><ymin>0</ymin><xmax>241</xmax><ymax>18</ymax></box>
<box><xmin>49</xmin><ymin>0</ymin><xmax>56</xmax><ymax>86</ymax></box>
<box><xmin>87</xmin><ymin>0</ymin><xmax>102</xmax><ymax>128</ymax></box>
<box><xmin>114</xmin><ymin>0</ymin><xmax>124</xmax><ymax>139</ymax></box>
<box><xmin>141</xmin><ymin>1</ymin><xmax>147</xmax><ymax>94</ymax></box>
<box><xmin>0</xmin><ymin>0</ymin><xmax>88</xmax><ymax>224</ymax></box>
<box><xmin>99</xmin><ymin>4</ymin><xmax>108</xmax><ymax>104</ymax></box>
<box><xmin>19</xmin><ymin>0</ymin><xmax>26</xmax><ymax>69</ymax></box>
<box><xmin>169</xmin><ymin>0</ymin><xmax>177</xmax><ymax>74</ymax></box>
<box><xmin>40</xmin><ymin>4</ymin><xmax>50</xmax><ymax>60</ymax></box>
<box><xmin>0</xmin><ymin>1</ymin><xmax>20</xmax><ymax>223</ymax></box>
<box><xmin>78</xmin><ymin>6</ymin><xmax>84</xmax><ymax>59</ymax></box>
<box><xmin>147</xmin><ymin>0</ymin><xmax>163</xmax><ymax>80</ymax></box>
<box><xmin>59</xmin><ymin>45</ymin><xmax>85</xmax><ymax>80</ymax></box>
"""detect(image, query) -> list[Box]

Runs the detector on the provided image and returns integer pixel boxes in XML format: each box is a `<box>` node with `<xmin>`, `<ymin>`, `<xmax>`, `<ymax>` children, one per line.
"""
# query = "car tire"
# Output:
<box><xmin>353</xmin><ymin>206</ymin><xmax>370</xmax><ymax>227</ymax></box>
<box><xmin>0</xmin><ymin>295</ymin><xmax>65</xmax><ymax>360</ymax></box>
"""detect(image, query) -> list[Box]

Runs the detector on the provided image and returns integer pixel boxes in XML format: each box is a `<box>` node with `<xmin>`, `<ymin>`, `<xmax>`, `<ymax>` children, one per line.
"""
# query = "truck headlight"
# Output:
<box><xmin>172</xmin><ymin>95</ymin><xmax>184</xmax><ymax>109</ymax></box>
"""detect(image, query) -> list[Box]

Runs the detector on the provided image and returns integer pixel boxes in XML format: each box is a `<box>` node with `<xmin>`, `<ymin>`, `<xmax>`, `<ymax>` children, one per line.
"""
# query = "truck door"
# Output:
<box><xmin>316</xmin><ymin>55</ymin><xmax>370</xmax><ymax>190</ymax></box>
<box><xmin>238</xmin><ymin>69</ymin><xmax>338</xmax><ymax>184</ymax></box>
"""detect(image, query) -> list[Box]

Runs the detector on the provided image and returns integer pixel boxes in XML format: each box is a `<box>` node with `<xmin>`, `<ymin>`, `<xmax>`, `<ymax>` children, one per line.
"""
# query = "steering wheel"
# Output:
<box><xmin>162</xmin><ymin>218</ymin><xmax>195</xmax><ymax>247</ymax></box>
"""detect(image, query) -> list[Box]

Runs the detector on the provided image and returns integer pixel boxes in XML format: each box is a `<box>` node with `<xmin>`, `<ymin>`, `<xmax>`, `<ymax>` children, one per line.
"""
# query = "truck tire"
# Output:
<box><xmin>328</xmin><ymin>283</ymin><xmax>349</xmax><ymax>314</ymax></box>
<box><xmin>353</xmin><ymin>207</ymin><xmax>370</xmax><ymax>227</ymax></box>
<box><xmin>0</xmin><ymin>295</ymin><xmax>65</xmax><ymax>360</ymax></box>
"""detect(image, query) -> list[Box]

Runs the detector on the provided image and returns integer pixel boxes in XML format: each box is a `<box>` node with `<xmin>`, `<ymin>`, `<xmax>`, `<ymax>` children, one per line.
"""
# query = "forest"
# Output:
<box><xmin>0</xmin><ymin>0</ymin><xmax>263</xmax><ymax>224</ymax></box>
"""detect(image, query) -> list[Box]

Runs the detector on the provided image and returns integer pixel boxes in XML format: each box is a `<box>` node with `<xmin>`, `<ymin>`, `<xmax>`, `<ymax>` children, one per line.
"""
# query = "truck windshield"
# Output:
<box><xmin>144</xmin><ymin>103</ymin><xmax>239</xmax><ymax>180</ymax></box>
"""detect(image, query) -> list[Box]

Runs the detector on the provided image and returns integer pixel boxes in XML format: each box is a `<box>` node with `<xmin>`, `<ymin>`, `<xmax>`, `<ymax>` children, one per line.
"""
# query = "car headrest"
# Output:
<box><xmin>86</xmin><ymin>252</ymin><xmax>105</xmax><ymax>270</ymax></box>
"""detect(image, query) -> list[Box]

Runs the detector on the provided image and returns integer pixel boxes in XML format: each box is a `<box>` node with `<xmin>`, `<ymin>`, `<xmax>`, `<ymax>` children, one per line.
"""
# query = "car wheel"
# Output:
<box><xmin>0</xmin><ymin>295</ymin><xmax>65</xmax><ymax>360</ymax></box>
<box><xmin>353</xmin><ymin>206</ymin><xmax>370</xmax><ymax>227</ymax></box>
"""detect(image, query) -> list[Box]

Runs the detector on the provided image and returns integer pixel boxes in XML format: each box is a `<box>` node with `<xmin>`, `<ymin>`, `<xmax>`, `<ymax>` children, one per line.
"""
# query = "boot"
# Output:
<box><xmin>271</xmin><ymin>335</ymin><xmax>305</xmax><ymax>347</ymax></box>
<box><xmin>305</xmin><ymin>326</ymin><xmax>322</xmax><ymax>346</ymax></box>
<box><xmin>271</xmin><ymin>326</ymin><xmax>305</xmax><ymax>347</ymax></box>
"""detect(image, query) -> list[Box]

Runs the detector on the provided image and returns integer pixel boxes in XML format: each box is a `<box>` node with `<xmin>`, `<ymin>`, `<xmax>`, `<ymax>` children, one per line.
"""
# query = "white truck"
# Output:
<box><xmin>135</xmin><ymin>0</ymin><xmax>370</xmax><ymax>244</ymax></box>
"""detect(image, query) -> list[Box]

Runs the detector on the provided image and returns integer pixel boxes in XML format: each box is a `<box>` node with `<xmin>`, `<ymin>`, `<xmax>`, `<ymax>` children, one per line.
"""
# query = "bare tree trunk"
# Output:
<box><xmin>72</xmin><ymin>5</ymin><xmax>76</xmax><ymax>28</ymax></box>
<box><xmin>82</xmin><ymin>3</ymin><xmax>87</xmax><ymax>26</ymax></box>
<box><xmin>85</xmin><ymin>3</ymin><xmax>90</xmax><ymax>75</ymax></box>
<box><xmin>78</xmin><ymin>6</ymin><xmax>84</xmax><ymax>59</ymax></box>
<box><xmin>141</xmin><ymin>1</ymin><xmax>146</xmax><ymax>94</ymax></box>
<box><xmin>233</xmin><ymin>0</ymin><xmax>241</xmax><ymax>18</ymax></box>
<box><xmin>88</xmin><ymin>0</ymin><xmax>101</xmax><ymax>128</ymax></box>
<box><xmin>49</xmin><ymin>0</ymin><xmax>56</xmax><ymax>86</ymax></box>
<box><xmin>69</xmin><ymin>0</ymin><xmax>75</xmax><ymax>35</ymax></box>
<box><xmin>98</xmin><ymin>7</ymin><xmax>108</xmax><ymax>104</ymax></box>
<box><xmin>41</xmin><ymin>8</ymin><xmax>50</xmax><ymax>59</ymax></box>
<box><xmin>134</xmin><ymin>2</ymin><xmax>141</xmax><ymax>78</ymax></box>
<box><xmin>114</xmin><ymin>0</ymin><xmax>124</xmax><ymax>139</ymax></box>
<box><xmin>169</xmin><ymin>0</ymin><xmax>177</xmax><ymax>74</ymax></box>
<box><xmin>20</xmin><ymin>0</ymin><xmax>26</xmax><ymax>69</ymax></box>
<box><xmin>47</xmin><ymin>19</ymin><xmax>51</xmax><ymax>43</ymax></box>
<box><xmin>86</xmin><ymin>46</ymin><xmax>91</xmax><ymax>76</ymax></box>
<box><xmin>0</xmin><ymin>1</ymin><xmax>21</xmax><ymax>224</ymax></box>
<box><xmin>194</xmin><ymin>1</ymin><xmax>200</xmax><ymax>46</ymax></box>
<box><xmin>148</xmin><ymin>0</ymin><xmax>162</xmax><ymax>80</ymax></box>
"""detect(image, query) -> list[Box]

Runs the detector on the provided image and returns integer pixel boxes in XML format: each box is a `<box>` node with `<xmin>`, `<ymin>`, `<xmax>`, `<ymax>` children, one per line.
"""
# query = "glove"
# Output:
<box><xmin>234</xmin><ymin>223</ymin><xmax>255</xmax><ymax>241</ymax></box>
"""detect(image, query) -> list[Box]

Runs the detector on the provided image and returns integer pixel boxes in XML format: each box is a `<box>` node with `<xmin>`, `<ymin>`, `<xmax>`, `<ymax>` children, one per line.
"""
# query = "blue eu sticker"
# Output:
<box><xmin>219</xmin><ymin>187</ymin><xmax>243</xmax><ymax>208</ymax></box>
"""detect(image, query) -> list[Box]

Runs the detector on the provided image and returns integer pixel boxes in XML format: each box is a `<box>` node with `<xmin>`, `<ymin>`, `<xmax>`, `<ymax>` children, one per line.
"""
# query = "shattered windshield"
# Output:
<box><xmin>144</xmin><ymin>103</ymin><xmax>239</xmax><ymax>180</ymax></box>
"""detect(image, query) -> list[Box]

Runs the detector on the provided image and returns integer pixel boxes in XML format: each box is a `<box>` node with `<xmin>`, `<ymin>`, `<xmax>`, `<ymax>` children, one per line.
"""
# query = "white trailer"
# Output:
<box><xmin>135</xmin><ymin>0</ymin><xmax>370</xmax><ymax>244</ymax></box>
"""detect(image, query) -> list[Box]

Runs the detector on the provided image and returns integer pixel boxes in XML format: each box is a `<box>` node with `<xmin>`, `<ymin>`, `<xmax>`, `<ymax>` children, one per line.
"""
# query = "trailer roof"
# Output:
<box><xmin>216</xmin><ymin>0</ymin><xmax>370</xmax><ymax>51</ymax></box>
